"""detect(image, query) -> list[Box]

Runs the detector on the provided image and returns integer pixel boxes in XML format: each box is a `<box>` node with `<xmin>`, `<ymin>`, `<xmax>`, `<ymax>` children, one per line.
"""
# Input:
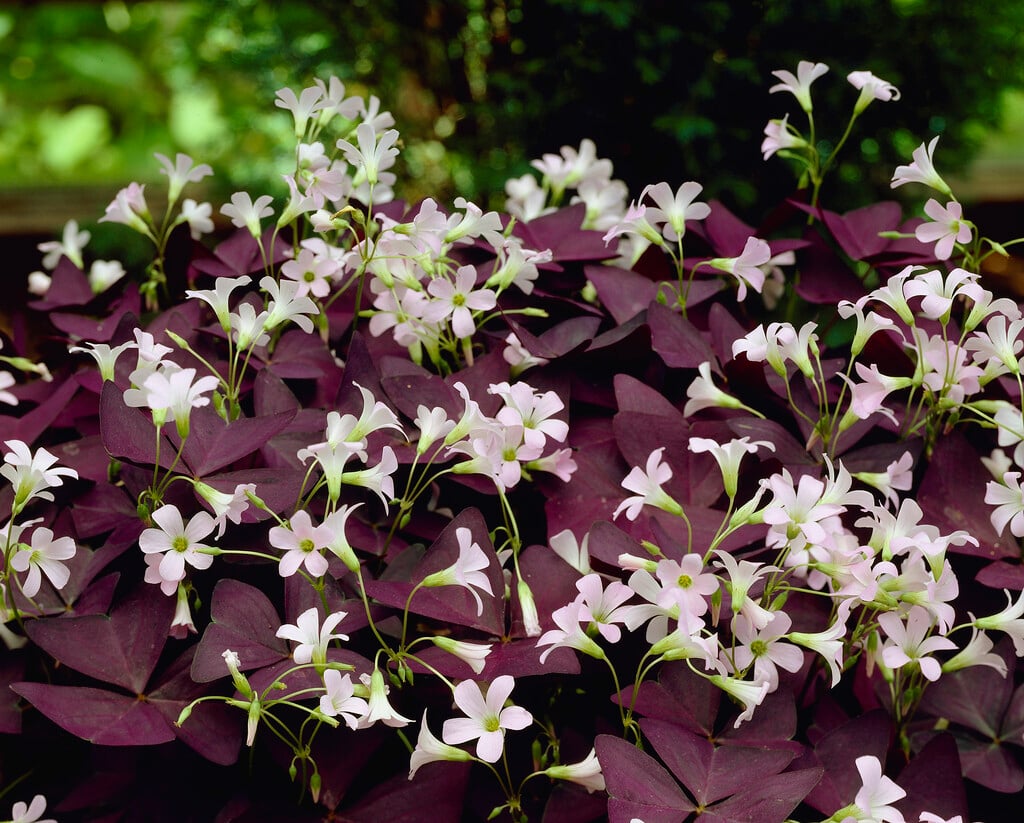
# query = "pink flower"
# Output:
<box><xmin>877</xmin><ymin>605</ymin><xmax>956</xmax><ymax>682</ymax></box>
<box><xmin>731</xmin><ymin>611</ymin><xmax>803</xmax><ymax>690</ymax></box>
<box><xmin>269</xmin><ymin>510</ymin><xmax>332</xmax><ymax>578</ymax></box>
<box><xmin>281</xmin><ymin>247</ymin><xmax>338</xmax><ymax>299</ymax></box>
<box><xmin>442</xmin><ymin>675</ymin><xmax>533</xmax><ymax>762</ymax></box>
<box><xmin>574</xmin><ymin>573</ymin><xmax>634</xmax><ymax>643</ymax></box>
<box><xmin>423</xmin><ymin>266</ymin><xmax>497</xmax><ymax>339</ymax></box>
<box><xmin>761</xmin><ymin>114</ymin><xmax>807</xmax><ymax>160</ymax></box>
<box><xmin>614</xmin><ymin>447</ymin><xmax>684</xmax><ymax>521</ymax></box>
<box><xmin>708</xmin><ymin>237</ymin><xmax>770</xmax><ymax>301</ymax></box>
<box><xmin>99</xmin><ymin>182</ymin><xmax>151</xmax><ymax>235</ymax></box>
<box><xmin>538</xmin><ymin>599</ymin><xmax>605</xmax><ymax>663</ymax></box>
<box><xmin>421</xmin><ymin>527</ymin><xmax>494</xmax><ymax>616</ymax></box>
<box><xmin>914</xmin><ymin>199</ymin><xmax>972</xmax><ymax>260</ymax></box>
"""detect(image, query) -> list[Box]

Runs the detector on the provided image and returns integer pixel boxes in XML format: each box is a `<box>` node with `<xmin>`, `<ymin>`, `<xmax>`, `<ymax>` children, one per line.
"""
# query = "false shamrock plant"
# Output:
<box><xmin>2</xmin><ymin>63</ymin><xmax>1023</xmax><ymax>823</ymax></box>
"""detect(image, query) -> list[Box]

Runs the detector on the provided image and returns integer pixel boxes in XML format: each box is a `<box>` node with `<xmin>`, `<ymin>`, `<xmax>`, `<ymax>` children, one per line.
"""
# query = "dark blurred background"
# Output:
<box><xmin>3</xmin><ymin>0</ymin><xmax>1024</xmax><ymax>243</ymax></box>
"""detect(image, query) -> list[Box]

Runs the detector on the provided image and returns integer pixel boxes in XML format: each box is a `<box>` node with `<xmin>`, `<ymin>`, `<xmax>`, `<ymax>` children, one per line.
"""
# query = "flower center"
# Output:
<box><xmin>300</xmin><ymin>538</ymin><xmax>316</xmax><ymax>553</ymax></box>
<box><xmin>484</xmin><ymin>715</ymin><xmax>501</xmax><ymax>733</ymax></box>
<box><xmin>677</xmin><ymin>574</ymin><xmax>693</xmax><ymax>588</ymax></box>
<box><xmin>172</xmin><ymin>536</ymin><xmax>189</xmax><ymax>553</ymax></box>
<box><xmin>750</xmin><ymin>639</ymin><xmax>768</xmax><ymax>658</ymax></box>
<box><xmin>452</xmin><ymin>293</ymin><xmax>466</xmax><ymax>307</ymax></box>
<box><xmin>304</xmin><ymin>270</ymin><xmax>316</xmax><ymax>283</ymax></box>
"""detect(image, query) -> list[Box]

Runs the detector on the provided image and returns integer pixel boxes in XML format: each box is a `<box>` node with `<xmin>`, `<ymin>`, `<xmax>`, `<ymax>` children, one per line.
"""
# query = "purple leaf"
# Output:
<box><xmin>803</xmin><ymin>709</ymin><xmax>892</xmax><ymax>815</ymax></box>
<box><xmin>585</xmin><ymin>264</ymin><xmax>657</xmax><ymax>325</ymax></box>
<box><xmin>342</xmin><ymin>763</ymin><xmax>471</xmax><ymax>822</ymax></box>
<box><xmin>265</xmin><ymin>328</ymin><xmax>341</xmax><ymax>380</ymax></box>
<box><xmin>515</xmin><ymin>204</ymin><xmax>610</xmax><ymax>262</ymax></box>
<box><xmin>99</xmin><ymin>382</ymin><xmax>179</xmax><ymax>469</ymax></box>
<box><xmin>0</xmin><ymin>375</ymin><xmax>80</xmax><ymax>447</ymax></box>
<box><xmin>824</xmin><ymin>201</ymin><xmax>903</xmax><ymax>261</ymax></box>
<box><xmin>622</xmin><ymin>662</ymin><xmax>720</xmax><ymax>736</ymax></box>
<box><xmin>701</xmin><ymin>766</ymin><xmax>823</xmax><ymax>823</ymax></box>
<box><xmin>509</xmin><ymin>315</ymin><xmax>603</xmax><ymax>360</ymax></box>
<box><xmin>596</xmin><ymin>733</ymin><xmax>695</xmax><ymax>823</ymax></box>
<box><xmin>27</xmin><ymin>255</ymin><xmax>94</xmax><ymax>310</ymax></box>
<box><xmin>976</xmin><ymin>561</ymin><xmax>1024</xmax><ymax>591</ymax></box>
<box><xmin>918</xmin><ymin>431</ymin><xmax>1018</xmax><ymax>560</ymax></box>
<box><xmin>795</xmin><ymin>232</ymin><xmax>866</xmax><ymax>304</ymax></box>
<box><xmin>364</xmin><ymin>509</ymin><xmax>505</xmax><ymax>636</ymax></box>
<box><xmin>191</xmin><ymin>579</ymin><xmax>289</xmax><ymax>683</ymax></box>
<box><xmin>178</xmin><ymin>404</ymin><xmax>297</xmax><ymax>476</ymax></box>
<box><xmin>11</xmin><ymin>682</ymin><xmax>175</xmax><ymax>745</ymax></box>
<box><xmin>895</xmin><ymin>734</ymin><xmax>968</xmax><ymax>823</ymax></box>
<box><xmin>541</xmin><ymin>783</ymin><xmax>610</xmax><ymax>823</ymax></box>
<box><xmin>25</xmin><ymin>583</ymin><xmax>173</xmax><ymax>692</ymax></box>
<box><xmin>648</xmin><ymin>301</ymin><xmax>715</xmax><ymax>369</ymax></box>
<box><xmin>148</xmin><ymin>646</ymin><xmax>244</xmax><ymax>765</ymax></box>
<box><xmin>0</xmin><ymin>654</ymin><xmax>25</xmax><ymax>733</ymax></box>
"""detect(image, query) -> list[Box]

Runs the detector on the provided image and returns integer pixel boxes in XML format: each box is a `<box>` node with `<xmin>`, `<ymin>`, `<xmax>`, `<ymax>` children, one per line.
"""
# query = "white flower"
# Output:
<box><xmin>276</xmin><ymin>607</ymin><xmax>348</xmax><ymax>667</ymax></box>
<box><xmin>432</xmin><ymin>637</ymin><xmax>492</xmax><ymax>675</ymax></box>
<box><xmin>421</xmin><ymin>527</ymin><xmax>494</xmax><ymax>616</ymax></box>
<box><xmin>10</xmin><ymin>526</ymin><xmax>76</xmax><ymax>597</ymax></box>
<box><xmin>360</xmin><ymin>667</ymin><xmax>412</xmax><ymax>727</ymax></box>
<box><xmin>0</xmin><ymin>372</ymin><xmax>16</xmax><ymax>406</ymax></box>
<box><xmin>641</xmin><ymin>181</ymin><xmax>711</xmax><ymax>242</ymax></box>
<box><xmin>1</xmin><ymin>440</ymin><xmax>78</xmax><ymax>512</ymax></box>
<box><xmin>852</xmin><ymin>755</ymin><xmax>906</xmax><ymax>823</ymax></box>
<box><xmin>914</xmin><ymin>200</ymin><xmax>972</xmax><ymax>261</ymax></box>
<box><xmin>139</xmin><ymin>504</ymin><xmax>216</xmax><ymax>584</ymax></box>
<box><xmin>768</xmin><ymin>60</ymin><xmax>829</xmax><ymax>112</ymax></box>
<box><xmin>221</xmin><ymin>192</ymin><xmax>274</xmax><ymax>237</ymax></box>
<box><xmin>185</xmin><ymin>275</ymin><xmax>252</xmax><ymax>333</ymax></box>
<box><xmin>275</xmin><ymin>85</ymin><xmax>325</xmax><ymax>138</ymax></box>
<box><xmin>543</xmin><ymin>748</ymin><xmax>606</xmax><ymax>793</ymax></box>
<box><xmin>178</xmin><ymin>198</ymin><xmax>214</xmax><ymax>240</ymax></box>
<box><xmin>319</xmin><ymin>669</ymin><xmax>367</xmax><ymax>729</ymax></box>
<box><xmin>88</xmin><ymin>259</ymin><xmax>126</xmax><ymax>294</ymax></box>
<box><xmin>848</xmin><ymin>70</ymin><xmax>901</xmax><ymax>114</ymax></box>
<box><xmin>891</xmin><ymin>136</ymin><xmax>953</xmax><ymax>198</ymax></box>
<box><xmin>68</xmin><ymin>340</ymin><xmax>135</xmax><ymax>382</ymax></box>
<box><xmin>142</xmin><ymin>366</ymin><xmax>220</xmax><ymax>438</ymax></box>
<box><xmin>8</xmin><ymin>794</ymin><xmax>56</xmax><ymax>823</ymax></box>
<box><xmin>260</xmin><ymin>275</ymin><xmax>319</xmax><ymax>334</ymax></box>
<box><xmin>549</xmin><ymin>528</ymin><xmax>591</xmax><ymax>575</ymax></box>
<box><xmin>336</xmin><ymin>122</ymin><xmax>400</xmax><ymax>187</ymax></box>
<box><xmin>38</xmin><ymin>219</ymin><xmax>90</xmax><ymax>269</ymax></box>
<box><xmin>155</xmin><ymin>152</ymin><xmax>213</xmax><ymax>204</ymax></box>
<box><xmin>408</xmin><ymin>711</ymin><xmax>472</xmax><ymax>780</ymax></box>
<box><xmin>442</xmin><ymin>675</ymin><xmax>532</xmax><ymax>763</ymax></box>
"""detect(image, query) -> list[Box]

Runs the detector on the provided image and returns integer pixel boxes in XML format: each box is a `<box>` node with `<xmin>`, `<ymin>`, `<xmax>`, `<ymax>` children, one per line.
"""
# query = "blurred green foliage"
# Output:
<box><xmin>2</xmin><ymin>0</ymin><xmax>1024</xmax><ymax>219</ymax></box>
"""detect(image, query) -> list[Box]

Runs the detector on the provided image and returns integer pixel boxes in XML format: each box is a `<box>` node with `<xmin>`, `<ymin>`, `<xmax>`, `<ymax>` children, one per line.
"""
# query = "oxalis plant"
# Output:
<box><xmin>2</xmin><ymin>61</ymin><xmax>1024</xmax><ymax>823</ymax></box>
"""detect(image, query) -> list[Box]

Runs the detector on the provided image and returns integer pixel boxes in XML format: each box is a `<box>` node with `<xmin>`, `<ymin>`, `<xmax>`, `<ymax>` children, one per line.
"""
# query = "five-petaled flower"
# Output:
<box><xmin>441</xmin><ymin>675</ymin><xmax>533</xmax><ymax>763</ymax></box>
<box><xmin>139</xmin><ymin>504</ymin><xmax>217</xmax><ymax>587</ymax></box>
